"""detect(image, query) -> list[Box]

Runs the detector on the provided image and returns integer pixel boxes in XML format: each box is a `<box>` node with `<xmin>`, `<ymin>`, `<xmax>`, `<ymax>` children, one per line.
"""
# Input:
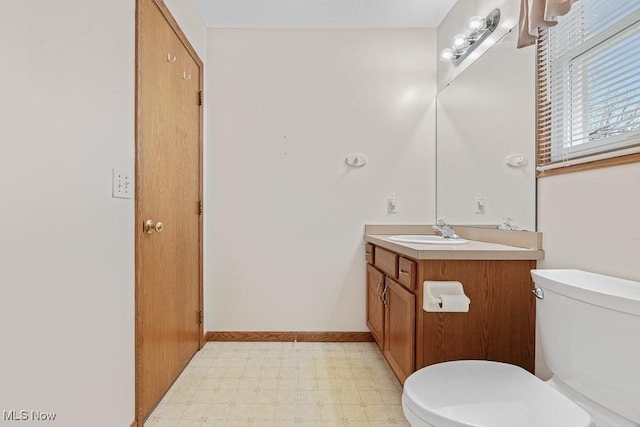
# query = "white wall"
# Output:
<box><xmin>538</xmin><ymin>164</ymin><xmax>640</xmax><ymax>281</ymax></box>
<box><xmin>165</xmin><ymin>0</ymin><xmax>208</xmax><ymax>59</ymax></box>
<box><xmin>206</xmin><ymin>29</ymin><xmax>436</xmax><ymax>331</ymax></box>
<box><xmin>0</xmin><ymin>1</ymin><xmax>205</xmax><ymax>425</ymax></box>
<box><xmin>0</xmin><ymin>1</ymin><xmax>134</xmax><ymax>426</ymax></box>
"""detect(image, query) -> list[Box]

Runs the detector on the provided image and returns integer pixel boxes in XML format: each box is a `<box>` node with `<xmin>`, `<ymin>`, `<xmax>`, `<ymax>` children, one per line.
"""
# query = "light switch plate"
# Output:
<box><xmin>112</xmin><ymin>168</ymin><xmax>132</xmax><ymax>199</ymax></box>
<box><xmin>388</xmin><ymin>197</ymin><xmax>398</xmax><ymax>214</ymax></box>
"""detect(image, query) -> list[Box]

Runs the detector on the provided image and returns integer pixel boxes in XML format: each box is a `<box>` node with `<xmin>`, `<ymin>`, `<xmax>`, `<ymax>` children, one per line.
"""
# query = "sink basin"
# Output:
<box><xmin>389</xmin><ymin>235</ymin><xmax>469</xmax><ymax>245</ymax></box>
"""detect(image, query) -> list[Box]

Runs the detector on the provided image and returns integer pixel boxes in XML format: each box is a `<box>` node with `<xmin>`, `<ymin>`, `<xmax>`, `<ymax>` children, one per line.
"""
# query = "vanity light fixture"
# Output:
<box><xmin>440</xmin><ymin>9</ymin><xmax>501</xmax><ymax>66</ymax></box>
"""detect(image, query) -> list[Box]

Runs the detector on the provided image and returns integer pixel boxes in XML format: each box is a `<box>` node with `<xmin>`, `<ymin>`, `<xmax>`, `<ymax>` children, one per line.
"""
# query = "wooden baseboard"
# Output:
<box><xmin>206</xmin><ymin>331</ymin><xmax>374</xmax><ymax>342</ymax></box>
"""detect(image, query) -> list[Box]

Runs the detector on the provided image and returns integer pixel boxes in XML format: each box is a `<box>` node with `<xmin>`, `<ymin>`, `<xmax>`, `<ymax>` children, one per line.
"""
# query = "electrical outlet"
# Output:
<box><xmin>112</xmin><ymin>168</ymin><xmax>132</xmax><ymax>199</ymax></box>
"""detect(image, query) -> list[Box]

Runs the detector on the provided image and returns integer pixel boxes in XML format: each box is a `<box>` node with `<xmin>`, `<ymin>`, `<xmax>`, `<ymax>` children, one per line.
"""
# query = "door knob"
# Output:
<box><xmin>144</xmin><ymin>219</ymin><xmax>164</xmax><ymax>234</ymax></box>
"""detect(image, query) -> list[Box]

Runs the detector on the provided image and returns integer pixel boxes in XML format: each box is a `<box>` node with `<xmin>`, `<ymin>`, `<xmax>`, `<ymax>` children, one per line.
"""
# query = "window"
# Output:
<box><xmin>537</xmin><ymin>0</ymin><xmax>640</xmax><ymax>173</ymax></box>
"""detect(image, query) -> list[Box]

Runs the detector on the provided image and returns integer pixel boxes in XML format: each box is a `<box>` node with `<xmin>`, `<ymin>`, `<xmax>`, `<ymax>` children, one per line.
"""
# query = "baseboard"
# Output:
<box><xmin>206</xmin><ymin>331</ymin><xmax>374</xmax><ymax>342</ymax></box>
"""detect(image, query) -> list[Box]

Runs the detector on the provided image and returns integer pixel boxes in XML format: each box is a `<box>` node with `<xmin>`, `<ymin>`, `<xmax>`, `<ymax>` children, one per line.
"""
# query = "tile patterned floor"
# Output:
<box><xmin>144</xmin><ymin>341</ymin><xmax>409</xmax><ymax>427</ymax></box>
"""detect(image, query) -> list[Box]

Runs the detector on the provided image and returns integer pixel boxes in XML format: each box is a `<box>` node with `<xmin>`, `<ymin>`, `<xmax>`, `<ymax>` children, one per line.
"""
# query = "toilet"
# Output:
<box><xmin>402</xmin><ymin>269</ymin><xmax>640</xmax><ymax>427</ymax></box>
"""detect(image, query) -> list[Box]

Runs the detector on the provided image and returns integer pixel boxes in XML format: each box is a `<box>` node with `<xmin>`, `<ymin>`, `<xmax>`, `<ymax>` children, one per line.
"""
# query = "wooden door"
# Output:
<box><xmin>384</xmin><ymin>277</ymin><xmax>415</xmax><ymax>383</ymax></box>
<box><xmin>366</xmin><ymin>264</ymin><xmax>385</xmax><ymax>348</ymax></box>
<box><xmin>135</xmin><ymin>0</ymin><xmax>203</xmax><ymax>422</ymax></box>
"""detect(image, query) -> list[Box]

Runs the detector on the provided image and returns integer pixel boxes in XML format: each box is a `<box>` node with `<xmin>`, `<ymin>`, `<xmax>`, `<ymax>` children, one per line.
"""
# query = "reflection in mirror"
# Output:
<box><xmin>436</xmin><ymin>27</ymin><xmax>536</xmax><ymax>231</ymax></box>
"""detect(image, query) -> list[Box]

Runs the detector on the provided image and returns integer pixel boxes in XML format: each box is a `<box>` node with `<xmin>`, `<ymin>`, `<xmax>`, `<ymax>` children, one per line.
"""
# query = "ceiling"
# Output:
<box><xmin>195</xmin><ymin>0</ymin><xmax>458</xmax><ymax>28</ymax></box>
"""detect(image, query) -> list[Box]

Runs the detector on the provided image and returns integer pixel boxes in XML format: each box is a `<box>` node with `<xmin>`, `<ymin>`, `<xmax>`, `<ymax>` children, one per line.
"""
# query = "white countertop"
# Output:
<box><xmin>365</xmin><ymin>234</ymin><xmax>544</xmax><ymax>261</ymax></box>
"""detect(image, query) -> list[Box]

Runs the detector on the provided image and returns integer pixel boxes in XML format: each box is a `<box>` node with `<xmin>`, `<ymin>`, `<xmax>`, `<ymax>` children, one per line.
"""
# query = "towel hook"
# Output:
<box><xmin>183</xmin><ymin>71</ymin><xmax>191</xmax><ymax>80</ymax></box>
<box><xmin>166</xmin><ymin>53</ymin><xmax>177</xmax><ymax>63</ymax></box>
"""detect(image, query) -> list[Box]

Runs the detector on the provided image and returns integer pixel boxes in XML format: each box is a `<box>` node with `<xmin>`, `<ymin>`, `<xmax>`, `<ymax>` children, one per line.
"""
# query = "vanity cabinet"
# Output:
<box><xmin>365</xmin><ymin>243</ymin><xmax>536</xmax><ymax>384</ymax></box>
<box><xmin>365</xmin><ymin>245</ymin><xmax>417</xmax><ymax>382</ymax></box>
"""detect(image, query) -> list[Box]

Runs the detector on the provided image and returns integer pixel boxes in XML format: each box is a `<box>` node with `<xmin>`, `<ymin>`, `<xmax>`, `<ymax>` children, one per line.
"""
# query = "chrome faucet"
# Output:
<box><xmin>497</xmin><ymin>217</ymin><xmax>519</xmax><ymax>231</ymax></box>
<box><xmin>432</xmin><ymin>219</ymin><xmax>459</xmax><ymax>239</ymax></box>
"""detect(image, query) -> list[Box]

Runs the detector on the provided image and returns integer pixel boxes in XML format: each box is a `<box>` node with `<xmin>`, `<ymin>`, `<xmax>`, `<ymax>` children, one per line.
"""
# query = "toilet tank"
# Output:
<box><xmin>531</xmin><ymin>269</ymin><xmax>640</xmax><ymax>425</ymax></box>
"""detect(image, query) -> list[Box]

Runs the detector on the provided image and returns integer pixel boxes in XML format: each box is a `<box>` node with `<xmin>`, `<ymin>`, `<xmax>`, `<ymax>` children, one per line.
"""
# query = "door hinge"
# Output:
<box><xmin>199</xmin><ymin>310</ymin><xmax>203</xmax><ymax>324</ymax></box>
<box><xmin>198</xmin><ymin>91</ymin><xmax>203</xmax><ymax>106</ymax></box>
<box><xmin>198</xmin><ymin>200</ymin><xmax>203</xmax><ymax>215</ymax></box>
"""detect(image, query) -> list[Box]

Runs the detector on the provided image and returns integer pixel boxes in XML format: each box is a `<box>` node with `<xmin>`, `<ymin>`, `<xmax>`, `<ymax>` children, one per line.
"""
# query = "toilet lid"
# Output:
<box><xmin>402</xmin><ymin>361</ymin><xmax>592</xmax><ymax>427</ymax></box>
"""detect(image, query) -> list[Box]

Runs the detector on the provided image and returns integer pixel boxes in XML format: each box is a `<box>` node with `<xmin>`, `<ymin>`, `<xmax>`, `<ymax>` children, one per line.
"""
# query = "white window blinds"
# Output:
<box><xmin>537</xmin><ymin>0</ymin><xmax>640</xmax><ymax>170</ymax></box>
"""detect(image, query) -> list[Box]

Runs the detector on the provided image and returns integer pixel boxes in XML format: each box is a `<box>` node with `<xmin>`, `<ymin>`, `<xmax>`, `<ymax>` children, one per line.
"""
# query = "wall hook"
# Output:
<box><xmin>183</xmin><ymin>72</ymin><xmax>192</xmax><ymax>80</ymax></box>
<box><xmin>345</xmin><ymin>154</ymin><xmax>367</xmax><ymax>167</ymax></box>
<box><xmin>166</xmin><ymin>53</ymin><xmax>177</xmax><ymax>63</ymax></box>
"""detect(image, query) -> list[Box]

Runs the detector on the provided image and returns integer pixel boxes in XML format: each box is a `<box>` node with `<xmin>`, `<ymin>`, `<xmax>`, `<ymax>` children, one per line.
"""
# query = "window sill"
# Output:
<box><xmin>537</xmin><ymin>152</ymin><xmax>640</xmax><ymax>178</ymax></box>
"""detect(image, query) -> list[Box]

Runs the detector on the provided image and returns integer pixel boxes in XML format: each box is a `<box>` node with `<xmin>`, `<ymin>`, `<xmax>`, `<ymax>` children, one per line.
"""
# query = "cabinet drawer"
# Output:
<box><xmin>398</xmin><ymin>257</ymin><xmax>416</xmax><ymax>290</ymax></box>
<box><xmin>374</xmin><ymin>247</ymin><xmax>397</xmax><ymax>278</ymax></box>
<box><xmin>365</xmin><ymin>243</ymin><xmax>374</xmax><ymax>264</ymax></box>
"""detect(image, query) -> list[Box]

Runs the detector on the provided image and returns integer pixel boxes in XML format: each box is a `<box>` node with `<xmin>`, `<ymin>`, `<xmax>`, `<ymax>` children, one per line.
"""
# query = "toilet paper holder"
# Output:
<box><xmin>424</xmin><ymin>281</ymin><xmax>471</xmax><ymax>312</ymax></box>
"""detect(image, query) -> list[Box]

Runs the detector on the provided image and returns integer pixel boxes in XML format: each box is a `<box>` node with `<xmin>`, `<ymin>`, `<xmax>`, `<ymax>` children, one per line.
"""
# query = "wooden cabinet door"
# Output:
<box><xmin>366</xmin><ymin>264</ymin><xmax>385</xmax><ymax>348</ymax></box>
<box><xmin>384</xmin><ymin>277</ymin><xmax>415</xmax><ymax>383</ymax></box>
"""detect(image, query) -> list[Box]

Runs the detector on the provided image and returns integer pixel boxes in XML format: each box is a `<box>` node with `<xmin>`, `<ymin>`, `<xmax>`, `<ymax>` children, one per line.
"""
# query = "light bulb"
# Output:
<box><xmin>440</xmin><ymin>48</ymin><xmax>454</xmax><ymax>62</ymax></box>
<box><xmin>451</xmin><ymin>34</ymin><xmax>468</xmax><ymax>49</ymax></box>
<box><xmin>466</xmin><ymin>16</ymin><xmax>486</xmax><ymax>33</ymax></box>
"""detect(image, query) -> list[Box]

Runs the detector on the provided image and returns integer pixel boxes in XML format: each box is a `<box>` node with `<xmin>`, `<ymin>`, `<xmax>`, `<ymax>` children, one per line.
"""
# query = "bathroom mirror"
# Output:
<box><xmin>436</xmin><ymin>28</ymin><xmax>536</xmax><ymax>230</ymax></box>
